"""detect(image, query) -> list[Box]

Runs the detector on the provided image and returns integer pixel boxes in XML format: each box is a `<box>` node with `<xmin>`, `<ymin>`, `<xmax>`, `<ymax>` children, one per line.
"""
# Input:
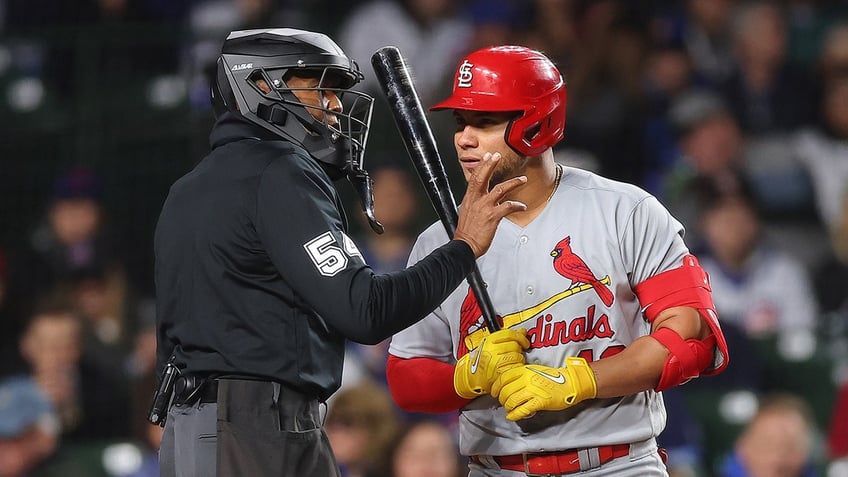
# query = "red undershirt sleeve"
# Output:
<box><xmin>386</xmin><ymin>354</ymin><xmax>471</xmax><ymax>413</ymax></box>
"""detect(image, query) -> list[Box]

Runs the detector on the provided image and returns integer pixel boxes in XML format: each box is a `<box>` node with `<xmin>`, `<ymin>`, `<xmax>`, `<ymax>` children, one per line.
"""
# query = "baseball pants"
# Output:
<box><xmin>159</xmin><ymin>377</ymin><xmax>340</xmax><ymax>477</ymax></box>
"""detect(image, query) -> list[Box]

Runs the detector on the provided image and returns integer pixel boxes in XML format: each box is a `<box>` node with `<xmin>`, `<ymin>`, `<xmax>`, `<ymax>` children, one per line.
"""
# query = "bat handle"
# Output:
<box><xmin>443</xmin><ymin>215</ymin><xmax>500</xmax><ymax>331</ymax></box>
<box><xmin>468</xmin><ymin>270</ymin><xmax>500</xmax><ymax>331</ymax></box>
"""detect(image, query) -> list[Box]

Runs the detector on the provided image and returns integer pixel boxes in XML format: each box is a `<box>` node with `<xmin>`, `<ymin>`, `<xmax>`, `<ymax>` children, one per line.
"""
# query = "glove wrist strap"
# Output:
<box><xmin>454</xmin><ymin>353</ymin><xmax>486</xmax><ymax>399</ymax></box>
<box><xmin>564</xmin><ymin>357</ymin><xmax>598</xmax><ymax>404</ymax></box>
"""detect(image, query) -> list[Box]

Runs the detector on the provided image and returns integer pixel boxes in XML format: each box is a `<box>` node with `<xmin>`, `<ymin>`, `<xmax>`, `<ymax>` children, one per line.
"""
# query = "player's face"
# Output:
<box><xmin>453</xmin><ymin>110</ymin><xmax>526</xmax><ymax>186</ymax></box>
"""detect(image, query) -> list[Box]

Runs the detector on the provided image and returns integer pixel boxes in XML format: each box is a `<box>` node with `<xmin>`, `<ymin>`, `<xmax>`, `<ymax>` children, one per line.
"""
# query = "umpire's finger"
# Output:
<box><xmin>489</xmin><ymin>175</ymin><xmax>528</xmax><ymax>203</ymax></box>
<box><xmin>464</xmin><ymin>152</ymin><xmax>500</xmax><ymax>197</ymax></box>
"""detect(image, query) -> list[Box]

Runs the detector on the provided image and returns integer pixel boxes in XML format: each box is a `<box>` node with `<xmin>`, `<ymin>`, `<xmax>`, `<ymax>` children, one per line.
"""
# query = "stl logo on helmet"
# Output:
<box><xmin>457</xmin><ymin>60</ymin><xmax>474</xmax><ymax>88</ymax></box>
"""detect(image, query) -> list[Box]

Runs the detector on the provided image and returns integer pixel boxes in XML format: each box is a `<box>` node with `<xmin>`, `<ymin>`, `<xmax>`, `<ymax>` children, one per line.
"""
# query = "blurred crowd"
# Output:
<box><xmin>1</xmin><ymin>0</ymin><xmax>848</xmax><ymax>476</ymax></box>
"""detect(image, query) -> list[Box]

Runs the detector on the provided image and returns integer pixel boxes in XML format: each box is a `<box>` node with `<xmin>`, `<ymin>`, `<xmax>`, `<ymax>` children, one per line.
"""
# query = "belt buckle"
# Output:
<box><xmin>523</xmin><ymin>451</ymin><xmax>584</xmax><ymax>476</ymax></box>
<box><xmin>522</xmin><ymin>453</ymin><xmax>557</xmax><ymax>477</ymax></box>
<box><xmin>521</xmin><ymin>452</ymin><xmax>551</xmax><ymax>477</ymax></box>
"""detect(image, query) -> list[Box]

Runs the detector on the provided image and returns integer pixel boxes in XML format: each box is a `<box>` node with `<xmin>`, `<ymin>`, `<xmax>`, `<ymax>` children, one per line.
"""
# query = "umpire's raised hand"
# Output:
<box><xmin>453</xmin><ymin>152</ymin><xmax>527</xmax><ymax>257</ymax></box>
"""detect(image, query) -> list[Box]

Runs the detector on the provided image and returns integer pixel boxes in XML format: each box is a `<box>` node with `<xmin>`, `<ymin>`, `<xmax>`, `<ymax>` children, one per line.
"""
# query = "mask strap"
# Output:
<box><xmin>348</xmin><ymin>167</ymin><xmax>383</xmax><ymax>234</ymax></box>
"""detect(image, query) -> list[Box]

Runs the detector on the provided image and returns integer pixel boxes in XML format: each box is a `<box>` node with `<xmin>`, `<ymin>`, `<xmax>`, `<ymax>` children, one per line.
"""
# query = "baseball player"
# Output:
<box><xmin>386</xmin><ymin>46</ymin><xmax>730</xmax><ymax>476</ymax></box>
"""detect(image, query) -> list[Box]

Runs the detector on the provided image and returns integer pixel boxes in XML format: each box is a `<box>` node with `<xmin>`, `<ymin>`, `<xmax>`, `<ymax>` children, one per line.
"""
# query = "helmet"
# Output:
<box><xmin>212</xmin><ymin>28</ymin><xmax>374</xmax><ymax>178</ymax></box>
<box><xmin>212</xmin><ymin>28</ymin><xmax>383</xmax><ymax>233</ymax></box>
<box><xmin>431</xmin><ymin>46</ymin><xmax>567</xmax><ymax>156</ymax></box>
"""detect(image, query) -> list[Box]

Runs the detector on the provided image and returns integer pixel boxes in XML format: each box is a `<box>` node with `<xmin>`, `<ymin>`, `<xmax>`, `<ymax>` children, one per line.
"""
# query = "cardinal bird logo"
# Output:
<box><xmin>457</xmin><ymin>288</ymin><xmax>506</xmax><ymax>357</ymax></box>
<box><xmin>551</xmin><ymin>236</ymin><xmax>614</xmax><ymax>307</ymax></box>
<box><xmin>457</xmin><ymin>289</ymin><xmax>485</xmax><ymax>357</ymax></box>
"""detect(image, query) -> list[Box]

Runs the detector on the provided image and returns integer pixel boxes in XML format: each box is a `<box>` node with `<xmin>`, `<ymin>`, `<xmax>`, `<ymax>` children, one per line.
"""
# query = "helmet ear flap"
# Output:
<box><xmin>504</xmin><ymin>90</ymin><xmax>566</xmax><ymax>156</ymax></box>
<box><xmin>505</xmin><ymin>116</ymin><xmax>543</xmax><ymax>156</ymax></box>
<box><xmin>256</xmin><ymin>102</ymin><xmax>289</xmax><ymax>125</ymax></box>
<box><xmin>212</xmin><ymin>58</ymin><xmax>237</xmax><ymax>118</ymax></box>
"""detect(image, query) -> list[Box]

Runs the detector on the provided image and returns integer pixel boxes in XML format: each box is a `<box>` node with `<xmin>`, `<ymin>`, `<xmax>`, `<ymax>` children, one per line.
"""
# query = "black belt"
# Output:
<box><xmin>173</xmin><ymin>374</ymin><xmax>320</xmax><ymax>407</ymax></box>
<box><xmin>197</xmin><ymin>379</ymin><xmax>218</xmax><ymax>403</ymax></box>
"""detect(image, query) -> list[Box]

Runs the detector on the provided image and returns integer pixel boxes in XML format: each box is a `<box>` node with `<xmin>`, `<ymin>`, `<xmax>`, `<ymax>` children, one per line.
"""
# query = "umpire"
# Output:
<box><xmin>153</xmin><ymin>28</ymin><xmax>526</xmax><ymax>477</ymax></box>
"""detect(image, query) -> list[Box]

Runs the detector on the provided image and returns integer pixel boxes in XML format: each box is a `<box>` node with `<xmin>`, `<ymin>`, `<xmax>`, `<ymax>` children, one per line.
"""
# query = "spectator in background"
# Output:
<box><xmin>19</xmin><ymin>304</ymin><xmax>84</xmax><ymax>436</ymax></box>
<box><xmin>9</xmin><ymin>167</ymin><xmax>125</xmax><ymax>310</ymax></box>
<box><xmin>356</xmin><ymin>166</ymin><xmax>421</xmax><ymax>275</ymax></box>
<box><xmin>326</xmin><ymin>382</ymin><xmax>403</xmax><ymax>477</ymax></box>
<box><xmin>696</xmin><ymin>176</ymin><xmax>818</xmax><ymax>340</ymax></box>
<box><xmin>337</xmin><ymin>0</ymin><xmax>470</xmax><ymax>104</ymax></box>
<box><xmin>123</xmin><ymin>421</ymin><xmax>164</xmax><ymax>477</ymax></box>
<box><xmin>828</xmin><ymin>380</ymin><xmax>848</xmax><ymax>467</ymax></box>
<box><xmin>641</xmin><ymin>42</ymin><xmax>697</xmax><ymax>193</ymax></box>
<box><xmin>662</xmin><ymin>90</ymin><xmax>746</xmax><ymax>249</ymax></box>
<box><xmin>810</xmin><ymin>192</ymin><xmax>848</xmax><ymax>477</ymax></box>
<box><xmin>785</xmin><ymin>0</ymin><xmax>848</xmax><ymax>68</ymax></box>
<box><xmin>651</xmin><ymin>0</ymin><xmax>736</xmax><ymax>86</ymax></box>
<box><xmin>68</xmin><ymin>262</ymin><xmax>137</xmax><ymax>379</ymax></box>
<box><xmin>0</xmin><ymin>376</ymin><xmax>59</xmax><ymax>477</ymax></box>
<box><xmin>0</xmin><ymin>249</ymin><xmax>24</xmax><ymax>376</ymax></box>
<box><xmin>387</xmin><ymin>419</ymin><xmax>463</xmax><ymax>477</ymax></box>
<box><xmin>462</xmin><ymin>0</ymin><xmax>537</xmax><ymax>52</ymax></box>
<box><xmin>663</xmin><ymin>86</ymin><xmax>813</xmax><ymax>226</ymax></box>
<box><xmin>555</xmin><ymin>1</ymin><xmax>651</xmax><ymax>184</ymax></box>
<box><xmin>126</xmin><ymin>307</ymin><xmax>162</xmax><ymax>476</ymax></box>
<box><xmin>7</xmin><ymin>167</ymin><xmax>138</xmax><ymax>370</ymax></box>
<box><xmin>813</xmin><ymin>190</ymin><xmax>848</xmax><ymax>316</ymax></box>
<box><xmin>719</xmin><ymin>1</ymin><xmax>815</xmax><ymax>137</ymax></box>
<box><xmin>794</xmin><ymin>75</ymin><xmax>848</xmax><ymax>233</ymax></box>
<box><xmin>655</xmin><ymin>386</ymin><xmax>707</xmax><ymax>477</ymax></box>
<box><xmin>817</xmin><ymin>22</ymin><xmax>848</xmax><ymax>84</ymax></box>
<box><xmin>719</xmin><ymin>393</ymin><xmax>819</xmax><ymax>477</ymax></box>
<box><xmin>18</xmin><ymin>302</ymin><xmax>130</xmax><ymax>442</ymax></box>
<box><xmin>125</xmin><ymin>303</ymin><xmax>158</xmax><ymax>381</ymax></box>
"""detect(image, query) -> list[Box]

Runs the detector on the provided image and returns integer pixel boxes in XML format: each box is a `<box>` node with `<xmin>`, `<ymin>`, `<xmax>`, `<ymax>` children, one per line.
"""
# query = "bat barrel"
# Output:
<box><xmin>371</xmin><ymin>46</ymin><xmax>460</xmax><ymax>235</ymax></box>
<box><xmin>371</xmin><ymin>46</ymin><xmax>501</xmax><ymax>332</ymax></box>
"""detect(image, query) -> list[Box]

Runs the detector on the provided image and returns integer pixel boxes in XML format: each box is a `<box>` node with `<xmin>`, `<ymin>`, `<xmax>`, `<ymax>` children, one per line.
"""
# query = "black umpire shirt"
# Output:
<box><xmin>154</xmin><ymin>113</ymin><xmax>475</xmax><ymax>401</ymax></box>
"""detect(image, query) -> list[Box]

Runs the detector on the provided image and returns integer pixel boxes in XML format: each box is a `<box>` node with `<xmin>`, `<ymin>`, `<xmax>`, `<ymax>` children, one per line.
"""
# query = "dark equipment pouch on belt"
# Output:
<box><xmin>172</xmin><ymin>374</ymin><xmax>220</xmax><ymax>406</ymax></box>
<box><xmin>147</xmin><ymin>356</ymin><xmax>180</xmax><ymax>427</ymax></box>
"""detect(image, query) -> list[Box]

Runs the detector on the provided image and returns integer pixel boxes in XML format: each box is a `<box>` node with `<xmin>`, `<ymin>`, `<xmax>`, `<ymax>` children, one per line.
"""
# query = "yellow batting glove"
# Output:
<box><xmin>492</xmin><ymin>357</ymin><xmax>597</xmax><ymax>421</ymax></box>
<box><xmin>454</xmin><ymin>328</ymin><xmax>530</xmax><ymax>399</ymax></box>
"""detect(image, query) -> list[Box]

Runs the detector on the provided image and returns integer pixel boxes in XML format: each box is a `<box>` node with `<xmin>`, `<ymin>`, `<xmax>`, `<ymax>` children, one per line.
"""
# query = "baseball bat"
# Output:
<box><xmin>371</xmin><ymin>46</ymin><xmax>501</xmax><ymax>332</ymax></box>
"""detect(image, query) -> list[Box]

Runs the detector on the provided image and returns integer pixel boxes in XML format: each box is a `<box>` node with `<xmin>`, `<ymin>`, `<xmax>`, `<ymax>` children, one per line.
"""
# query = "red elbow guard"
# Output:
<box><xmin>652</xmin><ymin>327</ymin><xmax>716</xmax><ymax>391</ymax></box>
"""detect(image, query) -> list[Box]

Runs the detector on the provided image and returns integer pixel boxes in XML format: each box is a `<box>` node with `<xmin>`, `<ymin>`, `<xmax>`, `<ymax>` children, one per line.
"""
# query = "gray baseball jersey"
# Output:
<box><xmin>389</xmin><ymin>166</ymin><xmax>690</xmax><ymax>457</ymax></box>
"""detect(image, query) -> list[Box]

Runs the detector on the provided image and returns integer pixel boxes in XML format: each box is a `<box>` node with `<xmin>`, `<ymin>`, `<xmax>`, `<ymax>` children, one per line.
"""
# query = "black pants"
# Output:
<box><xmin>159</xmin><ymin>378</ymin><xmax>340</xmax><ymax>477</ymax></box>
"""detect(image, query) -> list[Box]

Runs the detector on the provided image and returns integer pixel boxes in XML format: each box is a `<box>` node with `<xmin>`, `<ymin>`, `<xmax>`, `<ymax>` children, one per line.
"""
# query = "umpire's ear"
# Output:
<box><xmin>255</xmin><ymin>79</ymin><xmax>272</xmax><ymax>94</ymax></box>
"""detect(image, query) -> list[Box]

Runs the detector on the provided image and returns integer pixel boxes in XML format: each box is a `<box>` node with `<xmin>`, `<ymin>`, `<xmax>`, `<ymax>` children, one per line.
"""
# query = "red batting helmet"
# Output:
<box><xmin>431</xmin><ymin>46</ymin><xmax>567</xmax><ymax>156</ymax></box>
